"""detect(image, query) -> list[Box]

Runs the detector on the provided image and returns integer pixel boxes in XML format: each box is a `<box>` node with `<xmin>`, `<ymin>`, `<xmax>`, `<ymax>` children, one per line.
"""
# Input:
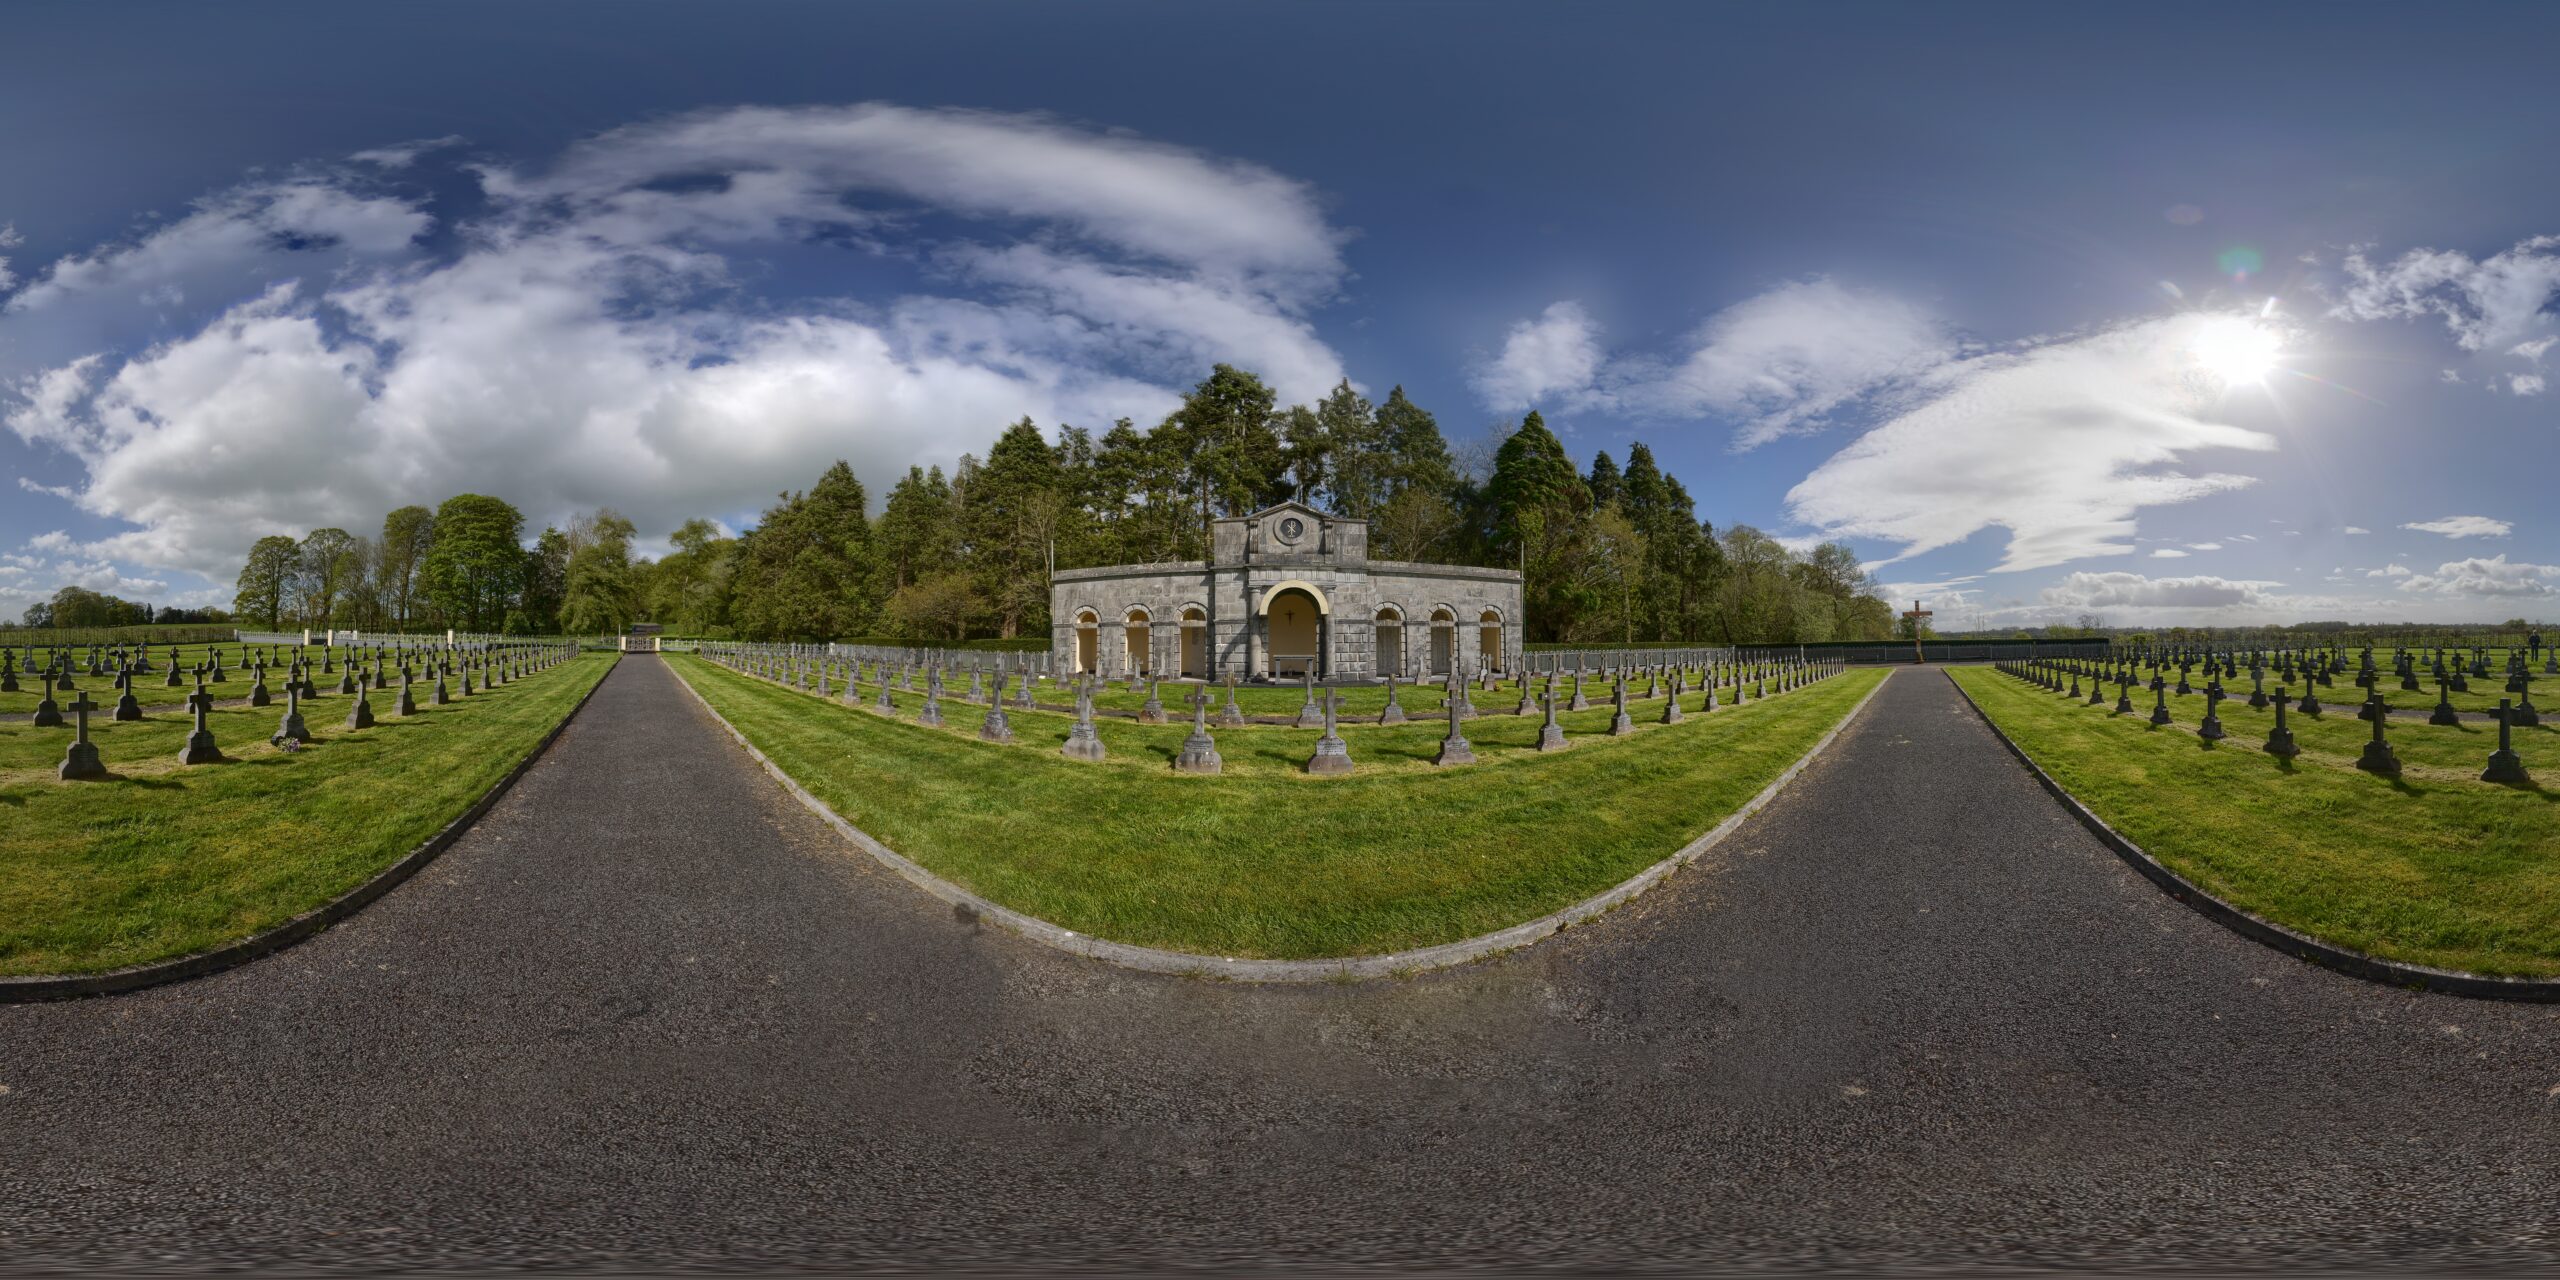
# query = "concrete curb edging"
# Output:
<box><xmin>0</xmin><ymin>656</ymin><xmax>620</xmax><ymax>1004</ymax></box>
<box><xmin>1945</xmin><ymin>669</ymin><xmax>2560</xmax><ymax>1003</ymax></box>
<box><xmin>670</xmin><ymin>657</ymin><xmax>1893</xmax><ymax>983</ymax></box>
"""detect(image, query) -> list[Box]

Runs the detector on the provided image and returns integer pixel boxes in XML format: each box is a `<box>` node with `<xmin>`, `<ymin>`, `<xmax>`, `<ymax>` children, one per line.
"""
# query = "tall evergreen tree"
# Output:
<box><xmin>1166</xmin><ymin>364</ymin><xmax>1286</xmax><ymax>543</ymax></box>
<box><xmin>1313</xmin><ymin>379</ymin><xmax>1385</xmax><ymax>517</ymax></box>
<box><xmin>1374</xmin><ymin>385</ymin><xmax>1456</xmax><ymax>499</ymax></box>
<box><xmin>731</xmin><ymin>460</ymin><xmax>873</xmax><ymax>641</ymax></box>
<box><xmin>963</xmin><ymin>417</ymin><xmax>1070</xmax><ymax>637</ymax></box>
<box><xmin>1587</xmin><ymin>451</ymin><xmax>1622</xmax><ymax>510</ymax></box>
<box><xmin>872</xmin><ymin>464</ymin><xmax>959</xmax><ymax>594</ymax></box>
<box><xmin>1485</xmin><ymin>411</ymin><xmax>1593</xmax><ymax>640</ymax></box>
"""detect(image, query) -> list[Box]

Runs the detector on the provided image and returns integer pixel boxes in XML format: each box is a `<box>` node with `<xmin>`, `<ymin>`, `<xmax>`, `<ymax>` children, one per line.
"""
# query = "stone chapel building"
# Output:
<box><xmin>1049</xmin><ymin>501</ymin><xmax>1524</xmax><ymax>682</ymax></box>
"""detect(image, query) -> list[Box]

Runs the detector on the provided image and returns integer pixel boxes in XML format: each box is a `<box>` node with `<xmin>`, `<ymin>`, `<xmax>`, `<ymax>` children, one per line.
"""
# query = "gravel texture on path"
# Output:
<box><xmin>2</xmin><ymin>657</ymin><xmax>2552</xmax><ymax>1271</ymax></box>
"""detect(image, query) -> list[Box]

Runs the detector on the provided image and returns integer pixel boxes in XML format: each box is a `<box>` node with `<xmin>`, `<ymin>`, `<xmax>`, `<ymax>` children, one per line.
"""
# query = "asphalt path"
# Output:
<box><xmin>3</xmin><ymin>657</ymin><xmax>2554</xmax><ymax>1270</ymax></box>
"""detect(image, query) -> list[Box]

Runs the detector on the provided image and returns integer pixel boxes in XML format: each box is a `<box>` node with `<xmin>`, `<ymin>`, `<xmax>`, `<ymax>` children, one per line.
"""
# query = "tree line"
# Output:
<box><xmin>230</xmin><ymin>495</ymin><xmax>640</xmax><ymax>636</ymax></box>
<box><xmin>15</xmin><ymin>587</ymin><xmax>228</xmax><ymax>630</ymax></box>
<box><xmin>225</xmin><ymin>364</ymin><xmax>1894</xmax><ymax>645</ymax></box>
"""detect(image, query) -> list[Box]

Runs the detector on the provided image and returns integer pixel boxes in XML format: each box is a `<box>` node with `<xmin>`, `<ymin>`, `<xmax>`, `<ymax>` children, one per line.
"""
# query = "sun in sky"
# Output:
<box><xmin>2186</xmin><ymin>313</ymin><xmax>2284</xmax><ymax>387</ymax></box>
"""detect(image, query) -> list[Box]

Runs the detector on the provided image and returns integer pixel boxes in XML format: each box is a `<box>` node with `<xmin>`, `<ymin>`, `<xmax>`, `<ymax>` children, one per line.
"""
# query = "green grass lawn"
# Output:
<box><xmin>1951</xmin><ymin>666</ymin><xmax>2560</xmax><ymax>979</ymax></box>
<box><xmin>752</xmin><ymin>660</ymin><xmax>1813</xmax><ymax>730</ymax></box>
<box><xmin>671</xmin><ymin>654</ymin><xmax>1884</xmax><ymax>959</ymax></box>
<box><xmin>0</xmin><ymin>640</ymin><xmax>476</xmax><ymax>717</ymax></box>
<box><xmin>0</xmin><ymin>651</ymin><xmax>614</xmax><ymax>977</ymax></box>
<box><xmin>1048</xmin><ymin>667</ymin><xmax>1790</xmax><ymax>722</ymax></box>
<box><xmin>2120</xmin><ymin>658</ymin><xmax>2554</xmax><ymax>718</ymax></box>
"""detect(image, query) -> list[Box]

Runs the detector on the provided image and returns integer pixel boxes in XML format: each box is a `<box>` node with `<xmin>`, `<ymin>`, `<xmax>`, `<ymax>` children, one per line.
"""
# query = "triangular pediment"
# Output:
<box><xmin>1232</xmin><ymin>500</ymin><xmax>1357</xmax><ymax>526</ymax></box>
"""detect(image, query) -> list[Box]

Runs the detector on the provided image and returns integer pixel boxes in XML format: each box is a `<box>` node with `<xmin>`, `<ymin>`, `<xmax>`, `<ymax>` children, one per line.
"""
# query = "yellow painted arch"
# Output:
<box><xmin>1256</xmin><ymin>579</ymin><xmax>1331</xmax><ymax>616</ymax></box>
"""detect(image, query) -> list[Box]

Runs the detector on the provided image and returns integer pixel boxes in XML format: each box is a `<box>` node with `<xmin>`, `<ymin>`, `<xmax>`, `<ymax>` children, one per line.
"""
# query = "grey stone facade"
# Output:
<box><xmin>1050</xmin><ymin>501</ymin><xmax>1524</xmax><ymax>682</ymax></box>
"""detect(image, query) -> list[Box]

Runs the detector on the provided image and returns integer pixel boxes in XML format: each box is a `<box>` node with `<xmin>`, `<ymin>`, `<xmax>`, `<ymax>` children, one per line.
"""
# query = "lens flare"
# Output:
<box><xmin>2216</xmin><ymin>245</ymin><xmax>2264</xmax><ymax>281</ymax></box>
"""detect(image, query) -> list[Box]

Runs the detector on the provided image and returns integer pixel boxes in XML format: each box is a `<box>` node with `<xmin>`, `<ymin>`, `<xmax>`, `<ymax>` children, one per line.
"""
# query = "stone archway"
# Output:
<box><xmin>1429</xmin><ymin>606</ymin><xmax>1455</xmax><ymax>677</ymax></box>
<box><xmin>1073</xmin><ymin>610</ymin><xmax>1099</xmax><ymax>674</ymax></box>
<box><xmin>1124</xmin><ymin>608</ymin><xmax>1151</xmax><ymax>675</ymax></box>
<box><xmin>1374</xmin><ymin>605</ymin><xmax>1404</xmax><ymax>678</ymax></box>
<box><xmin>1479</xmin><ymin>608</ymin><xmax>1504</xmax><ymax>673</ymax></box>
<box><xmin>1180</xmin><ymin>606</ymin><xmax>1207</xmax><ymax>678</ymax></box>
<box><xmin>1266</xmin><ymin>588</ymin><xmax>1323</xmax><ymax>679</ymax></box>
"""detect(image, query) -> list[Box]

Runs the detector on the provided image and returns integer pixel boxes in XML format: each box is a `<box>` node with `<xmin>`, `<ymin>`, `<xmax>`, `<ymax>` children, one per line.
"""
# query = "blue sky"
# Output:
<box><xmin>2</xmin><ymin>0</ymin><xmax>2554</xmax><ymax>627</ymax></box>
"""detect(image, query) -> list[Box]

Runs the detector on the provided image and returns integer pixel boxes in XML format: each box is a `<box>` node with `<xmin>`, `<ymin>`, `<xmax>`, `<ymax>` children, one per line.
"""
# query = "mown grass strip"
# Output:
<box><xmin>1951</xmin><ymin>666</ymin><xmax>2560</xmax><ymax>979</ymax></box>
<box><xmin>673</xmin><ymin>655</ymin><xmax>1884</xmax><ymax>960</ymax></box>
<box><xmin>0</xmin><ymin>652</ymin><xmax>616</xmax><ymax>976</ymax></box>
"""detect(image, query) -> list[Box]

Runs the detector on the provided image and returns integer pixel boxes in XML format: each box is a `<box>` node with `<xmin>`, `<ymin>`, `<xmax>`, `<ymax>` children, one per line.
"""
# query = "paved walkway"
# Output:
<box><xmin>2</xmin><ymin>658</ymin><xmax>2553</xmax><ymax>1270</ymax></box>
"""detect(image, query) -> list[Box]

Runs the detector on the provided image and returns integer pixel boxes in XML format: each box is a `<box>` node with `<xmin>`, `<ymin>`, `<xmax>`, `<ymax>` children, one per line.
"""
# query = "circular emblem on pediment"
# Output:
<box><xmin>1277</xmin><ymin>516</ymin><xmax>1306</xmax><ymax>544</ymax></box>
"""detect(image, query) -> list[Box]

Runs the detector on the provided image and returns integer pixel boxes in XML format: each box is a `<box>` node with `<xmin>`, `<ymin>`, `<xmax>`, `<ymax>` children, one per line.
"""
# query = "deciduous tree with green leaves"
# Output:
<box><xmin>234</xmin><ymin>534</ymin><xmax>302</xmax><ymax>630</ymax></box>
<box><xmin>421</xmin><ymin>494</ymin><xmax>527</xmax><ymax>632</ymax></box>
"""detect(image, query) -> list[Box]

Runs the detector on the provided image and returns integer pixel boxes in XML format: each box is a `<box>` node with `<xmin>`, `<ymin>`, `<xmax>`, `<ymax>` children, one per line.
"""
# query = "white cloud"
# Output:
<box><xmin>2398</xmin><ymin>555</ymin><xmax>2559</xmax><ymax>598</ymax></box>
<box><xmin>1785</xmin><ymin>313</ymin><xmax>2278</xmax><ymax>573</ymax></box>
<box><xmin>2367</xmin><ymin>563</ymin><xmax>2412</xmax><ymax>578</ymax></box>
<box><xmin>2041</xmin><ymin>571</ymin><xmax>2285</xmax><ymax>612</ymax></box>
<box><xmin>6</xmin><ymin>181</ymin><xmax>430</xmax><ymax>315</ymax></box>
<box><xmin>2151</xmin><ymin>548</ymin><xmax>2188</xmax><ymax>558</ymax></box>
<box><xmin>2512</xmin><ymin>336</ymin><xmax>2558</xmax><ymax>362</ymax></box>
<box><xmin>2330</xmin><ymin>234</ymin><xmax>2560</xmax><ymax>352</ymax></box>
<box><xmin>0</xmin><ymin>103</ymin><xmax>1355</xmax><ymax>583</ymax></box>
<box><xmin>2184</xmin><ymin>541</ymin><xmax>2222</xmax><ymax>551</ymax></box>
<box><xmin>512</xmin><ymin>103</ymin><xmax>1344</xmax><ymax>297</ymax></box>
<box><xmin>2512</xmin><ymin>373</ymin><xmax>2546</xmax><ymax>396</ymax></box>
<box><xmin>2342</xmin><ymin>526</ymin><xmax>2369</xmax><ymax>535</ymax></box>
<box><xmin>2400</xmin><ymin>515</ymin><xmax>2512</xmax><ymax>539</ymax></box>
<box><xmin>26</xmin><ymin>530</ymin><xmax>74</xmax><ymax>552</ymax></box>
<box><xmin>1639</xmin><ymin>278</ymin><xmax>1952</xmax><ymax>447</ymax></box>
<box><xmin>1471</xmin><ymin>301</ymin><xmax>1606</xmax><ymax>410</ymax></box>
<box><xmin>349</xmin><ymin>135</ymin><xmax>466</xmax><ymax>169</ymax></box>
<box><xmin>1472</xmin><ymin>277</ymin><xmax>1954</xmax><ymax>448</ymax></box>
<box><xmin>50</xmin><ymin>558</ymin><xmax>168</xmax><ymax>597</ymax></box>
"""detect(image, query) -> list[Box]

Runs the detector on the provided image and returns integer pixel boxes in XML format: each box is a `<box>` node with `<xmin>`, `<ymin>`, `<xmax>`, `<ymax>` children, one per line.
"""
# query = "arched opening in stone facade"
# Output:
<box><xmin>1374</xmin><ymin>605</ymin><xmax>1403</xmax><ymax>678</ymax></box>
<box><xmin>1124</xmin><ymin>607</ymin><xmax>1151</xmax><ymax>676</ymax></box>
<box><xmin>1266</xmin><ymin>588</ymin><xmax>1323</xmax><ymax>679</ymax></box>
<box><xmin>1429</xmin><ymin>606</ymin><xmax>1455</xmax><ymax>678</ymax></box>
<box><xmin>1479</xmin><ymin>608</ymin><xmax>1504</xmax><ymax>672</ymax></box>
<box><xmin>1180</xmin><ymin>606</ymin><xmax>1207</xmax><ymax>678</ymax></box>
<box><xmin>1073</xmin><ymin>609</ymin><xmax>1099</xmax><ymax>675</ymax></box>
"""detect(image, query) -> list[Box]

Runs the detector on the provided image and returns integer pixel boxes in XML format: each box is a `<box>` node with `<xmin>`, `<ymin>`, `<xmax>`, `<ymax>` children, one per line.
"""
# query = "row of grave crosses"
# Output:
<box><xmin>709</xmin><ymin>642</ymin><xmax>1846</xmax><ymax>778</ymax></box>
<box><xmin>2001</xmin><ymin>653</ymin><xmax>2533</xmax><ymax>785</ymax></box>
<box><xmin>28</xmin><ymin>639</ymin><xmax>576</xmax><ymax>781</ymax></box>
